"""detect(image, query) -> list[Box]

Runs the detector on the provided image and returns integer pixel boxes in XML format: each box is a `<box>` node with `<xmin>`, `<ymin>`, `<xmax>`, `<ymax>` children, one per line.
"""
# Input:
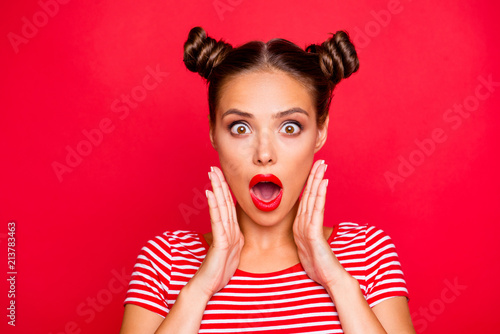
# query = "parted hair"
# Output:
<box><xmin>183</xmin><ymin>26</ymin><xmax>359</xmax><ymax>128</ymax></box>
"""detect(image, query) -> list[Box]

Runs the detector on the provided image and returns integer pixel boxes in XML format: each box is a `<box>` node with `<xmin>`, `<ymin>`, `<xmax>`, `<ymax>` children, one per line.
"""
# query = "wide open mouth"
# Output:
<box><xmin>251</xmin><ymin>181</ymin><xmax>282</xmax><ymax>202</ymax></box>
<box><xmin>249</xmin><ymin>174</ymin><xmax>283</xmax><ymax>204</ymax></box>
<box><xmin>249</xmin><ymin>174</ymin><xmax>283</xmax><ymax>211</ymax></box>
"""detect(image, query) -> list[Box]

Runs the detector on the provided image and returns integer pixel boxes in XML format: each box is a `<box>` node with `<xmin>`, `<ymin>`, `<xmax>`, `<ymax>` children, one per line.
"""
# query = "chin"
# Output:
<box><xmin>238</xmin><ymin>193</ymin><xmax>298</xmax><ymax>227</ymax></box>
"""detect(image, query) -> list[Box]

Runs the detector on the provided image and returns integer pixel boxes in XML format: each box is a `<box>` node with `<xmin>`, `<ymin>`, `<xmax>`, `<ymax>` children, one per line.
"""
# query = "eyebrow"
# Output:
<box><xmin>221</xmin><ymin>107</ymin><xmax>310</xmax><ymax>120</ymax></box>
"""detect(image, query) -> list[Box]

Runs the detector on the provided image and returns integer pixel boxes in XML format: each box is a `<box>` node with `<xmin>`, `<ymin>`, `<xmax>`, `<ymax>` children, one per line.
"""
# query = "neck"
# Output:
<box><xmin>235</xmin><ymin>199</ymin><xmax>299</xmax><ymax>250</ymax></box>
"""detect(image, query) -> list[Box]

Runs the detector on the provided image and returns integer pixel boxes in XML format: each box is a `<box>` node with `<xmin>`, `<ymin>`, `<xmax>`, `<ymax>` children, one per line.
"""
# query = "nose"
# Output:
<box><xmin>252</xmin><ymin>129</ymin><xmax>276</xmax><ymax>166</ymax></box>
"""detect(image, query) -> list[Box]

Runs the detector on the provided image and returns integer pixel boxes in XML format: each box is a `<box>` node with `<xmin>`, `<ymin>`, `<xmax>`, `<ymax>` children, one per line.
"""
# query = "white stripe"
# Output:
<box><xmin>171</xmin><ymin>245</ymin><xmax>206</xmax><ymax>253</ymax></box>
<box><xmin>171</xmin><ymin>239</ymin><xmax>203</xmax><ymax>247</ymax></box>
<box><xmin>366</xmin><ymin>251</ymin><xmax>398</xmax><ymax>272</ymax></box>
<box><xmin>144</xmin><ymin>245</ymin><xmax>172</xmax><ymax>273</ymax></box>
<box><xmin>174</xmin><ymin>264</ymin><xmax>202</xmax><ymax>270</ymax></box>
<box><xmin>338</xmin><ymin>257</ymin><xmax>365</xmax><ymax>265</ymax></box>
<box><xmin>171</xmin><ymin>271</ymin><xmax>196</xmax><ymax>279</ymax></box>
<box><xmin>201</xmin><ymin>312</ymin><xmax>338</xmax><ymax>324</ymax></box>
<box><xmin>231</xmin><ymin>271</ymin><xmax>306</xmax><ymax>281</ymax></box>
<box><xmin>368</xmin><ymin>277</ymin><xmax>406</xmax><ymax>291</ymax></box>
<box><xmin>213</xmin><ymin>285</ymin><xmax>324</xmax><ymax>298</ymax></box>
<box><xmin>199</xmin><ymin>321</ymin><xmax>341</xmax><ymax>333</ymax></box>
<box><xmin>129</xmin><ymin>278</ymin><xmax>168</xmax><ymax>298</ymax></box>
<box><xmin>141</xmin><ymin>250</ymin><xmax>171</xmax><ymax>284</ymax></box>
<box><xmin>290</xmin><ymin>330</ymin><xmax>343</xmax><ymax>334</ymax></box>
<box><xmin>124</xmin><ymin>297</ymin><xmax>168</xmax><ymax>314</ymax></box>
<box><xmin>369</xmin><ymin>294</ymin><xmax>407</xmax><ymax>308</ymax></box>
<box><xmin>224</xmin><ymin>278</ymin><xmax>314</xmax><ymax>290</ymax></box>
<box><xmin>203</xmin><ymin>302</ymin><xmax>336</xmax><ymax>315</ymax></box>
<box><xmin>366</xmin><ymin>226</ymin><xmax>382</xmax><ymax>242</ymax></box>
<box><xmin>207</xmin><ymin>293</ymin><xmax>331</xmax><ymax>306</ymax></box>
<box><xmin>366</xmin><ymin>241</ymin><xmax>393</xmax><ymax>260</ymax></box>
<box><xmin>125</xmin><ymin>225</ymin><xmax>408</xmax><ymax>333</ymax></box>
<box><xmin>369</xmin><ymin>286</ymin><xmax>408</xmax><ymax>299</ymax></box>
<box><xmin>331</xmin><ymin>236</ymin><xmax>364</xmax><ymax>245</ymax></box>
<box><xmin>171</xmin><ymin>248</ymin><xmax>206</xmax><ymax>257</ymax></box>
<box><xmin>127</xmin><ymin>288</ymin><xmax>159</xmax><ymax>299</ymax></box>
<box><xmin>374</xmin><ymin>268</ymin><xmax>404</xmax><ymax>281</ymax></box>
<box><xmin>343</xmin><ymin>265</ymin><xmax>367</xmax><ymax>272</ymax></box>
<box><xmin>149</xmin><ymin>238</ymin><xmax>172</xmax><ymax>260</ymax></box>
<box><xmin>133</xmin><ymin>262</ymin><xmax>163</xmax><ymax>278</ymax></box>
<box><xmin>172</xmin><ymin>256</ymin><xmax>203</xmax><ymax>264</ymax></box>
<box><xmin>366</xmin><ymin>235</ymin><xmax>390</xmax><ymax>253</ymax></box>
<box><xmin>334</xmin><ymin>249</ymin><xmax>364</xmax><ymax>257</ymax></box>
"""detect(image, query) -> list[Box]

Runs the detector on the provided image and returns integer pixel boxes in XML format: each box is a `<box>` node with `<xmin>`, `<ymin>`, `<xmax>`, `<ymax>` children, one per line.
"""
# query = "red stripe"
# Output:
<box><xmin>124</xmin><ymin>224</ymin><xmax>409</xmax><ymax>332</ymax></box>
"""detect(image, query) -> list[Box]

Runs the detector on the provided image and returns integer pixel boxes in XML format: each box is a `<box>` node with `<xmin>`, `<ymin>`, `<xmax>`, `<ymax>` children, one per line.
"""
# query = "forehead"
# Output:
<box><xmin>216</xmin><ymin>69</ymin><xmax>315</xmax><ymax>117</ymax></box>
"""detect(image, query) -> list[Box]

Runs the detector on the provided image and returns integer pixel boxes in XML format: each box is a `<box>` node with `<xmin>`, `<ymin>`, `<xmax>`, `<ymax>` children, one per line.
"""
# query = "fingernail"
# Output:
<box><xmin>324</xmin><ymin>164</ymin><xmax>328</xmax><ymax>173</ymax></box>
<box><xmin>325</xmin><ymin>179</ymin><xmax>329</xmax><ymax>187</ymax></box>
<box><xmin>205</xmin><ymin>190</ymin><xmax>209</xmax><ymax>198</ymax></box>
<box><xmin>208</xmin><ymin>172</ymin><xmax>212</xmax><ymax>180</ymax></box>
<box><xmin>210</xmin><ymin>166</ymin><xmax>214</xmax><ymax>172</ymax></box>
<box><xmin>320</xmin><ymin>160</ymin><xmax>325</xmax><ymax>165</ymax></box>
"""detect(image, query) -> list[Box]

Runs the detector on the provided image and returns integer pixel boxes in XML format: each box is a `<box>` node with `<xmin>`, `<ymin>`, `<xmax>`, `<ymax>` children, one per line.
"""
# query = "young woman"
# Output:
<box><xmin>120</xmin><ymin>26</ymin><xmax>415</xmax><ymax>334</ymax></box>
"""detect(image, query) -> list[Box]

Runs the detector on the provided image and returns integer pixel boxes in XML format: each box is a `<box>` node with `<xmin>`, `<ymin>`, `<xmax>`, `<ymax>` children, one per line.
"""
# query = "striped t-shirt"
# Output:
<box><xmin>124</xmin><ymin>222</ymin><xmax>409</xmax><ymax>333</ymax></box>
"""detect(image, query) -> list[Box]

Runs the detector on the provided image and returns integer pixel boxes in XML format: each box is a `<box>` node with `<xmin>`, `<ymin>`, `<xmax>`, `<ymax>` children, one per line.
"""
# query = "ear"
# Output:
<box><xmin>314</xmin><ymin>115</ymin><xmax>329</xmax><ymax>153</ymax></box>
<box><xmin>209</xmin><ymin>124</ymin><xmax>217</xmax><ymax>150</ymax></box>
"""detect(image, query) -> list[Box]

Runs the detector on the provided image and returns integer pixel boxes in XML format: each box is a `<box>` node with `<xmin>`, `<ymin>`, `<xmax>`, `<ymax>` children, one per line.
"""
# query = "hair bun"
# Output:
<box><xmin>306</xmin><ymin>31</ymin><xmax>360</xmax><ymax>85</ymax></box>
<box><xmin>183</xmin><ymin>26</ymin><xmax>233</xmax><ymax>80</ymax></box>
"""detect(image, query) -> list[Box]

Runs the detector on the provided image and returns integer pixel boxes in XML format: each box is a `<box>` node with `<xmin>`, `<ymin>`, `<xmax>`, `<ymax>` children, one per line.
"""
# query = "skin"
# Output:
<box><xmin>120</xmin><ymin>68</ymin><xmax>415</xmax><ymax>334</ymax></box>
<box><xmin>206</xmin><ymin>69</ymin><xmax>330</xmax><ymax>273</ymax></box>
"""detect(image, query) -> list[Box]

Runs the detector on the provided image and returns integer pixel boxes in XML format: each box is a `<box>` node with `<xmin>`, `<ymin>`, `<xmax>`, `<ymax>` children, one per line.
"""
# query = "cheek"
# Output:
<box><xmin>217</xmin><ymin>143</ymin><xmax>250</xmax><ymax>190</ymax></box>
<box><xmin>280</xmin><ymin>137</ymin><xmax>316</xmax><ymax>189</ymax></box>
<box><xmin>218</xmin><ymin>141</ymin><xmax>247</xmax><ymax>168</ymax></box>
<box><xmin>288</xmin><ymin>151</ymin><xmax>314</xmax><ymax>189</ymax></box>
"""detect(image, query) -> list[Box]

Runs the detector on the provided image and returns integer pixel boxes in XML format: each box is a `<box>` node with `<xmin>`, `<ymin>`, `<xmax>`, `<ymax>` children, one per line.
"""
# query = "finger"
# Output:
<box><xmin>296</xmin><ymin>160</ymin><xmax>325</xmax><ymax>238</ymax></box>
<box><xmin>298</xmin><ymin>160</ymin><xmax>322</xmax><ymax>215</ymax></box>
<box><xmin>311</xmin><ymin>179</ymin><xmax>328</xmax><ymax>229</ymax></box>
<box><xmin>212</xmin><ymin>166</ymin><xmax>236</xmax><ymax>235</ymax></box>
<box><xmin>306</xmin><ymin>163</ymin><xmax>327</xmax><ymax>218</ymax></box>
<box><xmin>209</xmin><ymin>170</ymin><xmax>230</xmax><ymax>234</ymax></box>
<box><xmin>212</xmin><ymin>166</ymin><xmax>234</xmax><ymax>219</ymax></box>
<box><xmin>299</xmin><ymin>160</ymin><xmax>325</xmax><ymax>215</ymax></box>
<box><xmin>229</xmin><ymin>194</ymin><xmax>239</xmax><ymax>237</ymax></box>
<box><xmin>206</xmin><ymin>190</ymin><xmax>224</xmax><ymax>237</ymax></box>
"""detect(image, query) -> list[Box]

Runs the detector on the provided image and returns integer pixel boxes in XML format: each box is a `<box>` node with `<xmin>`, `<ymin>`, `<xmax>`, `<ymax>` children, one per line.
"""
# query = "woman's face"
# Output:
<box><xmin>210</xmin><ymin>69</ymin><xmax>329</xmax><ymax>226</ymax></box>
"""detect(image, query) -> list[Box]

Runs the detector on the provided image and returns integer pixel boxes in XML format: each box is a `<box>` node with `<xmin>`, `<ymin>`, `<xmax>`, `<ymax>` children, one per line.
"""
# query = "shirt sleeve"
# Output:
<box><xmin>123</xmin><ymin>235</ymin><xmax>173</xmax><ymax>317</ymax></box>
<box><xmin>364</xmin><ymin>226</ymin><xmax>410</xmax><ymax>307</ymax></box>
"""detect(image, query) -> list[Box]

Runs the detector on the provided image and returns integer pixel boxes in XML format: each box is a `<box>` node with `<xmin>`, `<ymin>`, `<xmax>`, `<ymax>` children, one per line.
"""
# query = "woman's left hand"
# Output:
<box><xmin>293</xmin><ymin>159</ymin><xmax>346</xmax><ymax>288</ymax></box>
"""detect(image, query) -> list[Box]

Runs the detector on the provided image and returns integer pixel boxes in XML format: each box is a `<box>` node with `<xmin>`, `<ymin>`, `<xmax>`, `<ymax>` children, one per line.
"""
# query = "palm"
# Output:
<box><xmin>293</xmin><ymin>160</ymin><xmax>337</xmax><ymax>286</ymax></box>
<box><xmin>197</xmin><ymin>166</ymin><xmax>244</xmax><ymax>297</ymax></box>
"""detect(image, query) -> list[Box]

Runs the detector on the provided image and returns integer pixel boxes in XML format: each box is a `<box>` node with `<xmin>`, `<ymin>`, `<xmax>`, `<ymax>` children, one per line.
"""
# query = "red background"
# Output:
<box><xmin>1</xmin><ymin>0</ymin><xmax>499</xmax><ymax>333</ymax></box>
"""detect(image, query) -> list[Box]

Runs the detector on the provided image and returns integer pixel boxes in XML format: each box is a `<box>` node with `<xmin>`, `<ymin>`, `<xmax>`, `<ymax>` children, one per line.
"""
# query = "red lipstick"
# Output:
<box><xmin>249</xmin><ymin>174</ymin><xmax>283</xmax><ymax>212</ymax></box>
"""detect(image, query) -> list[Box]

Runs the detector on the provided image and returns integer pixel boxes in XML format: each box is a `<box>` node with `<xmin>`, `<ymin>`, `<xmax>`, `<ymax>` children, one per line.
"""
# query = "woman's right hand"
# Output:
<box><xmin>190</xmin><ymin>166</ymin><xmax>244</xmax><ymax>299</ymax></box>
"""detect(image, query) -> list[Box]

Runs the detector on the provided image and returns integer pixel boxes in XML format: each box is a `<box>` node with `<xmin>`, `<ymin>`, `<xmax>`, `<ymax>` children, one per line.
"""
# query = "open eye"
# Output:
<box><xmin>230</xmin><ymin>122</ymin><xmax>251</xmax><ymax>135</ymax></box>
<box><xmin>280</xmin><ymin>122</ymin><xmax>302</xmax><ymax>135</ymax></box>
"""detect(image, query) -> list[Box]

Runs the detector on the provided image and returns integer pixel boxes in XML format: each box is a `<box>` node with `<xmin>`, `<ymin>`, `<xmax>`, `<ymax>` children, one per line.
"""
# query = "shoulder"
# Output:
<box><xmin>139</xmin><ymin>230</ymin><xmax>207</xmax><ymax>259</ymax></box>
<box><xmin>145</xmin><ymin>230</ymin><xmax>204</xmax><ymax>245</ymax></box>
<box><xmin>329</xmin><ymin>222</ymin><xmax>395</xmax><ymax>248</ymax></box>
<box><xmin>333</xmin><ymin>222</ymin><xmax>392</xmax><ymax>236</ymax></box>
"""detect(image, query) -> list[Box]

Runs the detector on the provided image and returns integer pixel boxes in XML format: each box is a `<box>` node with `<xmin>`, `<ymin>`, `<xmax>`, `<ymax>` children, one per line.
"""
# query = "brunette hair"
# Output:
<box><xmin>183</xmin><ymin>26</ymin><xmax>359</xmax><ymax>129</ymax></box>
